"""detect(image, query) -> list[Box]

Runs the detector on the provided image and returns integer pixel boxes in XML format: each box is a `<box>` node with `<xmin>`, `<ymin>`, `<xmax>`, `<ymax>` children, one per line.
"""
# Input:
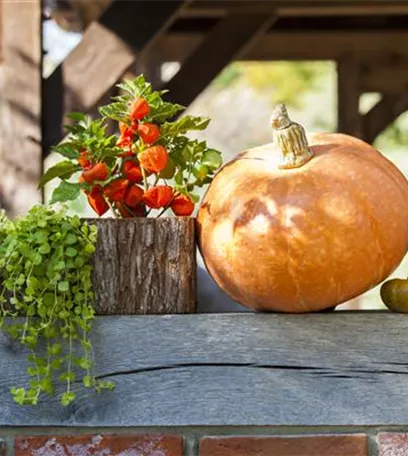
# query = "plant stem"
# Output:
<box><xmin>271</xmin><ymin>104</ymin><xmax>314</xmax><ymax>169</ymax></box>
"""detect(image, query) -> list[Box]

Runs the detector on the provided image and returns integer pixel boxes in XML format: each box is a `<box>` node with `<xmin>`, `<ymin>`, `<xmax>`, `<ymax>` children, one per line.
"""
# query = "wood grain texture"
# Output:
<box><xmin>165</xmin><ymin>14</ymin><xmax>276</xmax><ymax>107</ymax></box>
<box><xmin>1</xmin><ymin>312</ymin><xmax>408</xmax><ymax>426</ymax></box>
<box><xmin>157</xmin><ymin>31</ymin><xmax>408</xmax><ymax>62</ymax></box>
<box><xmin>0</xmin><ymin>0</ymin><xmax>42</xmax><ymax>216</ymax></box>
<box><xmin>90</xmin><ymin>218</ymin><xmax>196</xmax><ymax>314</ymax></box>
<box><xmin>63</xmin><ymin>0</ymin><xmax>184</xmax><ymax>111</ymax></box>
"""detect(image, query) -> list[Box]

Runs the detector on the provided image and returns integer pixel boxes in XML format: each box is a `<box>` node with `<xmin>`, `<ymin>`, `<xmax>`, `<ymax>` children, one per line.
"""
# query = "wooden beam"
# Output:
<box><xmin>164</xmin><ymin>14</ymin><xmax>276</xmax><ymax>107</ymax></box>
<box><xmin>190</xmin><ymin>0</ymin><xmax>407</xmax><ymax>13</ymax></box>
<box><xmin>362</xmin><ymin>60</ymin><xmax>408</xmax><ymax>93</ymax></box>
<box><xmin>2</xmin><ymin>313</ymin><xmax>408</xmax><ymax>426</ymax></box>
<box><xmin>0</xmin><ymin>0</ymin><xmax>42</xmax><ymax>216</ymax></box>
<box><xmin>337</xmin><ymin>57</ymin><xmax>363</xmax><ymax>138</ymax></box>
<box><xmin>156</xmin><ymin>31</ymin><xmax>408</xmax><ymax>62</ymax></box>
<box><xmin>43</xmin><ymin>0</ymin><xmax>185</xmax><ymax>153</ymax></box>
<box><xmin>363</xmin><ymin>93</ymin><xmax>408</xmax><ymax>144</ymax></box>
<box><xmin>278</xmin><ymin>4</ymin><xmax>408</xmax><ymax>16</ymax></box>
<box><xmin>183</xmin><ymin>1</ymin><xmax>408</xmax><ymax>17</ymax></box>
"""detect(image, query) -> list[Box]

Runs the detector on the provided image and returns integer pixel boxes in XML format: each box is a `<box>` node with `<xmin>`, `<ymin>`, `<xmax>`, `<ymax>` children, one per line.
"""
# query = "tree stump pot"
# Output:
<box><xmin>88</xmin><ymin>217</ymin><xmax>197</xmax><ymax>315</ymax></box>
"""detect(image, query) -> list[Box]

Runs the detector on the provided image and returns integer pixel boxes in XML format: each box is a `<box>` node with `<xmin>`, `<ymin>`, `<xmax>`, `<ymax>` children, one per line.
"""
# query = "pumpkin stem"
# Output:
<box><xmin>271</xmin><ymin>104</ymin><xmax>314</xmax><ymax>169</ymax></box>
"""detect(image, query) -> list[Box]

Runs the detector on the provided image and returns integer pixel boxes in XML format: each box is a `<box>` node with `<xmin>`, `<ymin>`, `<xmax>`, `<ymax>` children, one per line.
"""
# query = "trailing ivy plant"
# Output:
<box><xmin>0</xmin><ymin>206</ymin><xmax>114</xmax><ymax>406</ymax></box>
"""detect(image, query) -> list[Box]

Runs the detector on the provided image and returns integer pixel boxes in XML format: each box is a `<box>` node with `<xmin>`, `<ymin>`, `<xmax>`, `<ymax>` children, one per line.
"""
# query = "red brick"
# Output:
<box><xmin>15</xmin><ymin>434</ymin><xmax>183</xmax><ymax>456</ymax></box>
<box><xmin>378</xmin><ymin>433</ymin><xmax>408</xmax><ymax>456</ymax></box>
<box><xmin>200</xmin><ymin>435</ymin><xmax>368</xmax><ymax>456</ymax></box>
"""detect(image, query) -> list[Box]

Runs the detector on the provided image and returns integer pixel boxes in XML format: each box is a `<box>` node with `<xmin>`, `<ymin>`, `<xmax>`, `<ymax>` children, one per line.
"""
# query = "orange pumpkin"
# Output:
<box><xmin>197</xmin><ymin>104</ymin><xmax>408</xmax><ymax>312</ymax></box>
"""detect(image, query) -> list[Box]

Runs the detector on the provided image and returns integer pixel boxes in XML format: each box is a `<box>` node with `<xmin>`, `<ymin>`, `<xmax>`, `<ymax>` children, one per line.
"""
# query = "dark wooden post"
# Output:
<box><xmin>0</xmin><ymin>0</ymin><xmax>42</xmax><ymax>216</ymax></box>
<box><xmin>91</xmin><ymin>218</ymin><xmax>197</xmax><ymax>315</ymax></box>
<box><xmin>337</xmin><ymin>56</ymin><xmax>363</xmax><ymax>138</ymax></box>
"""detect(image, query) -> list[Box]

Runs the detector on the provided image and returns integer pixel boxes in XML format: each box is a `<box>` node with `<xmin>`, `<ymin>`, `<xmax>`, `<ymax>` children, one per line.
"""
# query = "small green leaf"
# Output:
<box><xmin>64</xmin><ymin>233</ymin><xmax>77</xmax><ymax>245</ymax></box>
<box><xmin>51</xmin><ymin>143</ymin><xmax>80</xmax><ymax>159</ymax></box>
<box><xmin>58</xmin><ymin>281</ymin><xmax>69</xmax><ymax>292</ymax></box>
<box><xmin>161</xmin><ymin>116</ymin><xmax>210</xmax><ymax>137</ymax></box>
<box><xmin>193</xmin><ymin>164</ymin><xmax>209</xmax><ymax>181</ymax></box>
<box><xmin>202</xmin><ymin>149</ymin><xmax>222</xmax><ymax>170</ymax></box>
<box><xmin>78</xmin><ymin>357</ymin><xmax>91</xmax><ymax>369</ymax></box>
<box><xmin>188</xmin><ymin>193</ymin><xmax>199</xmax><ymax>203</ymax></box>
<box><xmin>65</xmin><ymin>247</ymin><xmax>78</xmax><ymax>257</ymax></box>
<box><xmin>48</xmin><ymin>343</ymin><xmax>62</xmax><ymax>356</ymax></box>
<box><xmin>39</xmin><ymin>161</ymin><xmax>80</xmax><ymax>188</ymax></box>
<box><xmin>174</xmin><ymin>169</ymin><xmax>183</xmax><ymax>186</ymax></box>
<box><xmin>66</xmin><ymin>112</ymin><xmax>87</xmax><ymax>122</ymax></box>
<box><xmin>83</xmin><ymin>375</ymin><xmax>92</xmax><ymax>388</ymax></box>
<box><xmin>60</xmin><ymin>372</ymin><xmax>75</xmax><ymax>382</ymax></box>
<box><xmin>158</xmin><ymin>158</ymin><xmax>176</xmax><ymax>179</ymax></box>
<box><xmin>61</xmin><ymin>391</ymin><xmax>76</xmax><ymax>406</ymax></box>
<box><xmin>27</xmin><ymin>366</ymin><xmax>38</xmax><ymax>376</ymax></box>
<box><xmin>38</xmin><ymin>243</ymin><xmax>51</xmax><ymax>254</ymax></box>
<box><xmin>50</xmin><ymin>181</ymin><xmax>81</xmax><ymax>204</ymax></box>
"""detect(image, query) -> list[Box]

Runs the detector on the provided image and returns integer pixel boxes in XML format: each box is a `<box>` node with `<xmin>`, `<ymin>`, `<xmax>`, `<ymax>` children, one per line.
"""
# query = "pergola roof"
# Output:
<box><xmin>2</xmin><ymin>0</ymin><xmax>408</xmax><ymax>215</ymax></box>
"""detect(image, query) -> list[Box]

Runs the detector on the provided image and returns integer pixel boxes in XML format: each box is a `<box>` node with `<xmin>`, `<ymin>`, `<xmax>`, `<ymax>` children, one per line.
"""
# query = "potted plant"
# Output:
<box><xmin>0</xmin><ymin>75</ymin><xmax>221</xmax><ymax>406</ymax></box>
<box><xmin>40</xmin><ymin>75</ymin><xmax>222</xmax><ymax>315</ymax></box>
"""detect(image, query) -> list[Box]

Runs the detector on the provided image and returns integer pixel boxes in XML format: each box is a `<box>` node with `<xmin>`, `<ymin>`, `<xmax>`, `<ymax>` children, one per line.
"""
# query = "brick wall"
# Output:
<box><xmin>1</xmin><ymin>429</ymin><xmax>408</xmax><ymax>456</ymax></box>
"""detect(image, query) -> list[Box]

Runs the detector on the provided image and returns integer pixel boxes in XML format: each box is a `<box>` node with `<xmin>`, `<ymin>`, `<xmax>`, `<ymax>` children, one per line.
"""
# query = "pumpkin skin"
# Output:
<box><xmin>197</xmin><ymin>120</ymin><xmax>408</xmax><ymax>312</ymax></box>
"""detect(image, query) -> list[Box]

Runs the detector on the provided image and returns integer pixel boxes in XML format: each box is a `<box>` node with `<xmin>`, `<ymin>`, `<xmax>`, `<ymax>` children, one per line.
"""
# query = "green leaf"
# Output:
<box><xmin>48</xmin><ymin>343</ymin><xmax>62</xmax><ymax>356</ymax></box>
<box><xmin>64</xmin><ymin>233</ymin><xmax>77</xmax><ymax>245</ymax></box>
<box><xmin>193</xmin><ymin>164</ymin><xmax>209</xmax><ymax>181</ymax></box>
<box><xmin>39</xmin><ymin>161</ymin><xmax>80</xmax><ymax>188</ymax></box>
<box><xmin>189</xmin><ymin>193</ymin><xmax>200</xmax><ymax>203</ymax></box>
<box><xmin>51</xmin><ymin>143</ymin><xmax>80</xmax><ymax>159</ymax></box>
<box><xmin>65</xmin><ymin>247</ymin><xmax>78</xmax><ymax>257</ymax></box>
<box><xmin>38</xmin><ymin>243</ymin><xmax>51</xmax><ymax>254</ymax></box>
<box><xmin>83</xmin><ymin>375</ymin><xmax>92</xmax><ymax>388</ymax></box>
<box><xmin>61</xmin><ymin>391</ymin><xmax>76</xmax><ymax>406</ymax></box>
<box><xmin>50</xmin><ymin>181</ymin><xmax>81</xmax><ymax>204</ymax></box>
<box><xmin>158</xmin><ymin>158</ymin><xmax>176</xmax><ymax>179</ymax></box>
<box><xmin>66</xmin><ymin>112</ymin><xmax>87</xmax><ymax>122</ymax></box>
<box><xmin>27</xmin><ymin>366</ymin><xmax>38</xmax><ymax>376</ymax></box>
<box><xmin>174</xmin><ymin>169</ymin><xmax>183</xmax><ymax>186</ymax></box>
<box><xmin>161</xmin><ymin>116</ymin><xmax>210</xmax><ymax>137</ymax></box>
<box><xmin>60</xmin><ymin>372</ymin><xmax>75</xmax><ymax>382</ymax></box>
<box><xmin>149</xmin><ymin>101</ymin><xmax>184</xmax><ymax>123</ymax></box>
<box><xmin>58</xmin><ymin>281</ymin><xmax>69</xmax><ymax>292</ymax></box>
<box><xmin>202</xmin><ymin>149</ymin><xmax>223</xmax><ymax>170</ymax></box>
<box><xmin>78</xmin><ymin>357</ymin><xmax>91</xmax><ymax>369</ymax></box>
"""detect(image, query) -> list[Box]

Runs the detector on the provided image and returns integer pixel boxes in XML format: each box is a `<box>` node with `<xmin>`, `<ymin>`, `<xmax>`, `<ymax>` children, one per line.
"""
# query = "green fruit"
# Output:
<box><xmin>380</xmin><ymin>278</ymin><xmax>408</xmax><ymax>312</ymax></box>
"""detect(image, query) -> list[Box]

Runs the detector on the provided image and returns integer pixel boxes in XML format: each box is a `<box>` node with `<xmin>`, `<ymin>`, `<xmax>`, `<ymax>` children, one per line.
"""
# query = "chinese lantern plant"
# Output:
<box><xmin>40</xmin><ymin>75</ymin><xmax>222</xmax><ymax>216</ymax></box>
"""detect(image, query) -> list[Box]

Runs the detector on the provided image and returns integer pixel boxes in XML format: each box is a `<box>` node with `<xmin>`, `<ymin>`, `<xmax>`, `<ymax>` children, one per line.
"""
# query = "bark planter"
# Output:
<box><xmin>88</xmin><ymin>217</ymin><xmax>197</xmax><ymax>315</ymax></box>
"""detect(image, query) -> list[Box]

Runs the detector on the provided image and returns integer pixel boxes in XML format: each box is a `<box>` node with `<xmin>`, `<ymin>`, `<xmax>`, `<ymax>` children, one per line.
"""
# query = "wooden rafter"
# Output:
<box><xmin>156</xmin><ymin>31</ymin><xmax>408</xmax><ymax>62</ymax></box>
<box><xmin>43</xmin><ymin>0</ymin><xmax>185</xmax><ymax>153</ymax></box>
<box><xmin>363</xmin><ymin>94</ymin><xmax>408</xmax><ymax>144</ymax></box>
<box><xmin>164</xmin><ymin>14</ymin><xmax>276</xmax><ymax>107</ymax></box>
<box><xmin>0</xmin><ymin>0</ymin><xmax>42</xmax><ymax>216</ymax></box>
<box><xmin>362</xmin><ymin>59</ymin><xmax>408</xmax><ymax>93</ymax></box>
